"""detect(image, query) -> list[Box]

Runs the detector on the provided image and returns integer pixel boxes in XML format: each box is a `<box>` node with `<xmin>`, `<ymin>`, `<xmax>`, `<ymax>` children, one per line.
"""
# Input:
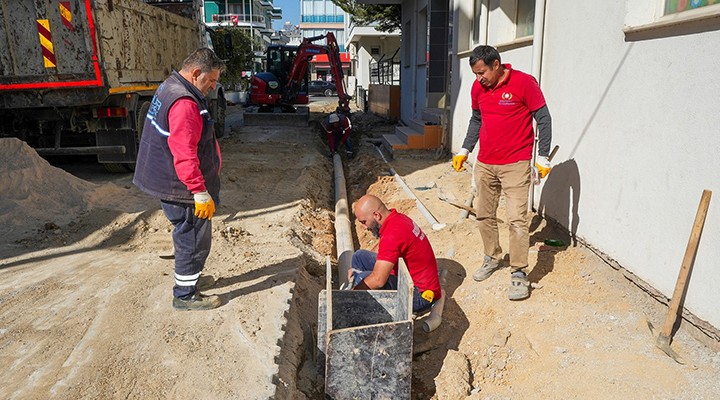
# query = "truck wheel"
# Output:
<box><xmin>214</xmin><ymin>102</ymin><xmax>226</xmax><ymax>138</ymax></box>
<box><xmin>136</xmin><ymin>101</ymin><xmax>151</xmax><ymax>145</ymax></box>
<box><xmin>103</xmin><ymin>163</ymin><xmax>130</xmax><ymax>173</ymax></box>
<box><xmin>324</xmin><ymin>89</ymin><xmax>333</xmax><ymax>97</ymax></box>
<box><xmin>121</xmin><ymin>100</ymin><xmax>151</xmax><ymax>172</ymax></box>
<box><xmin>210</xmin><ymin>95</ymin><xmax>227</xmax><ymax>138</ymax></box>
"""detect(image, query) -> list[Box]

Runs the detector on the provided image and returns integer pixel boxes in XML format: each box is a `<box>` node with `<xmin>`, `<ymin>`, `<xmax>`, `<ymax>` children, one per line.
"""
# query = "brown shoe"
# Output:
<box><xmin>508</xmin><ymin>270</ymin><xmax>530</xmax><ymax>301</ymax></box>
<box><xmin>473</xmin><ymin>256</ymin><xmax>502</xmax><ymax>281</ymax></box>
<box><xmin>196</xmin><ymin>275</ymin><xmax>216</xmax><ymax>291</ymax></box>
<box><xmin>172</xmin><ymin>291</ymin><xmax>221</xmax><ymax>311</ymax></box>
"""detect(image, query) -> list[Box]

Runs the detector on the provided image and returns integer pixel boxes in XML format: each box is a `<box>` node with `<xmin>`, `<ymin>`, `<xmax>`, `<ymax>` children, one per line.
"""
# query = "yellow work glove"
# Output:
<box><xmin>193</xmin><ymin>191</ymin><xmax>216</xmax><ymax>220</ymax></box>
<box><xmin>535</xmin><ymin>155</ymin><xmax>551</xmax><ymax>179</ymax></box>
<box><xmin>421</xmin><ymin>290</ymin><xmax>435</xmax><ymax>302</ymax></box>
<box><xmin>452</xmin><ymin>149</ymin><xmax>469</xmax><ymax>172</ymax></box>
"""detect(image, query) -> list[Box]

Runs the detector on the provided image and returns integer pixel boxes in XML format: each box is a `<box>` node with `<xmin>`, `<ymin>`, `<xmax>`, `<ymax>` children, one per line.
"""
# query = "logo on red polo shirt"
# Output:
<box><xmin>499</xmin><ymin>91</ymin><xmax>516</xmax><ymax>106</ymax></box>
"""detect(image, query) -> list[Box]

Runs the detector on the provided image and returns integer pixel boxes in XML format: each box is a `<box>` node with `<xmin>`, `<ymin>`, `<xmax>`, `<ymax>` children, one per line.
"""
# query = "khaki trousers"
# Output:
<box><xmin>473</xmin><ymin>160</ymin><xmax>531</xmax><ymax>271</ymax></box>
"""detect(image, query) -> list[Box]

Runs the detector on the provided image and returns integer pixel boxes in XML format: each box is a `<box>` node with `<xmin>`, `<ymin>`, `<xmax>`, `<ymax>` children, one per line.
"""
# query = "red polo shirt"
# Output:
<box><xmin>471</xmin><ymin>64</ymin><xmax>546</xmax><ymax>165</ymax></box>
<box><xmin>377</xmin><ymin>209</ymin><xmax>442</xmax><ymax>299</ymax></box>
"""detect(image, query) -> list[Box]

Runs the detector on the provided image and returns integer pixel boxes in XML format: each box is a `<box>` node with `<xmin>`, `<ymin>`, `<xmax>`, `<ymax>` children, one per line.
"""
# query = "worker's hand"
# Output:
<box><xmin>347</xmin><ymin>268</ymin><xmax>354</xmax><ymax>285</ymax></box>
<box><xmin>452</xmin><ymin>149</ymin><xmax>469</xmax><ymax>172</ymax></box>
<box><xmin>193</xmin><ymin>191</ymin><xmax>216</xmax><ymax>220</ymax></box>
<box><xmin>535</xmin><ymin>155</ymin><xmax>551</xmax><ymax>179</ymax></box>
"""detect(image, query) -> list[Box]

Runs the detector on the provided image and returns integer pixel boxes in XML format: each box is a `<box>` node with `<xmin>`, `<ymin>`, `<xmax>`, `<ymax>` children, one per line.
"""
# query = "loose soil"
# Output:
<box><xmin>1</xmin><ymin>99</ymin><xmax>718</xmax><ymax>399</ymax></box>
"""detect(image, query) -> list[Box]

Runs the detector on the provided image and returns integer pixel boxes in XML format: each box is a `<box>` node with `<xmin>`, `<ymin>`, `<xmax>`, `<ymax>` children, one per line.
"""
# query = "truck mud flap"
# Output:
<box><xmin>95</xmin><ymin>129</ymin><xmax>136</xmax><ymax>163</ymax></box>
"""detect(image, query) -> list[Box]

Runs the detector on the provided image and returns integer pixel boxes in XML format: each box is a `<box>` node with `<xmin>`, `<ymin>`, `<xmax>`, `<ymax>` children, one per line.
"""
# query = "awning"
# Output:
<box><xmin>311</xmin><ymin>52</ymin><xmax>351</xmax><ymax>64</ymax></box>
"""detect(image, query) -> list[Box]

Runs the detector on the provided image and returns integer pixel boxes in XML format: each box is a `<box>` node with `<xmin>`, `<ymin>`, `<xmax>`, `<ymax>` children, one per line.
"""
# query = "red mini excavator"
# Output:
<box><xmin>249</xmin><ymin>32</ymin><xmax>351</xmax><ymax>115</ymax></box>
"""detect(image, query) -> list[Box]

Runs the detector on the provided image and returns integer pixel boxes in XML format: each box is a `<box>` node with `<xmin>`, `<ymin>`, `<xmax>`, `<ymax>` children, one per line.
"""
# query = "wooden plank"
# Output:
<box><xmin>331</xmin><ymin>290</ymin><xmax>397</xmax><ymax>330</ymax></box>
<box><xmin>326</xmin><ymin>256</ymin><xmax>333</xmax><ymax>331</ymax></box>
<box><xmin>325</xmin><ymin>321</ymin><xmax>413</xmax><ymax>399</ymax></box>
<box><xmin>317</xmin><ymin>256</ymin><xmax>333</xmax><ymax>375</ymax></box>
<box><xmin>396</xmin><ymin>259</ymin><xmax>414</xmax><ymax>321</ymax></box>
<box><xmin>317</xmin><ymin>290</ymin><xmax>328</xmax><ymax>374</ymax></box>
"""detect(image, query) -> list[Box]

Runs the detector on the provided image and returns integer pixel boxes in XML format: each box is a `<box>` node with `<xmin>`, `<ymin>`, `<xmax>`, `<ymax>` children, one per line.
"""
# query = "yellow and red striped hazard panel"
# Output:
<box><xmin>36</xmin><ymin>2</ymin><xmax>73</xmax><ymax>68</ymax></box>
<box><xmin>60</xmin><ymin>1</ymin><xmax>74</xmax><ymax>30</ymax></box>
<box><xmin>0</xmin><ymin>0</ymin><xmax>102</xmax><ymax>90</ymax></box>
<box><xmin>36</xmin><ymin>19</ymin><xmax>56</xmax><ymax>68</ymax></box>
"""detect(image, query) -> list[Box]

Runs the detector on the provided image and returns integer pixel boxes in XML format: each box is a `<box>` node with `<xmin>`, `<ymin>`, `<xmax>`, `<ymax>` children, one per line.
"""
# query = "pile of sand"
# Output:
<box><xmin>0</xmin><ymin>138</ymin><xmax>96</xmax><ymax>229</ymax></box>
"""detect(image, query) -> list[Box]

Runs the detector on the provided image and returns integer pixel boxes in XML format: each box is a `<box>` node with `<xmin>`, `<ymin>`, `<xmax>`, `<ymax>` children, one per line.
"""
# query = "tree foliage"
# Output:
<box><xmin>332</xmin><ymin>1</ymin><xmax>401</xmax><ymax>32</ymax></box>
<box><xmin>209</xmin><ymin>28</ymin><xmax>254</xmax><ymax>90</ymax></box>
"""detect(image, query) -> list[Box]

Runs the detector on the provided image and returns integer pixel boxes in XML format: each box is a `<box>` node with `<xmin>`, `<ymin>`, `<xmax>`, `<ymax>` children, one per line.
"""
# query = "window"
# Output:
<box><xmin>624</xmin><ymin>0</ymin><xmax>720</xmax><ymax>36</ymax></box>
<box><xmin>314</xmin><ymin>0</ymin><xmax>323</xmax><ymax>16</ymax></box>
<box><xmin>302</xmin><ymin>0</ymin><xmax>313</xmax><ymax>17</ymax></box>
<box><xmin>516</xmin><ymin>0</ymin><xmax>535</xmax><ymax>38</ymax></box>
<box><xmin>665</xmin><ymin>0</ymin><xmax>719</xmax><ymax>15</ymax></box>
<box><xmin>472</xmin><ymin>1</ymin><xmax>482</xmax><ymax>44</ymax></box>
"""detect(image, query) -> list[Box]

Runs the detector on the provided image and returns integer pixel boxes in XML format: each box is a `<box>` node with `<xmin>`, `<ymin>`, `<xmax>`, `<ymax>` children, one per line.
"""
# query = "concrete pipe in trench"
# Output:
<box><xmin>333</xmin><ymin>153</ymin><xmax>354</xmax><ymax>289</ymax></box>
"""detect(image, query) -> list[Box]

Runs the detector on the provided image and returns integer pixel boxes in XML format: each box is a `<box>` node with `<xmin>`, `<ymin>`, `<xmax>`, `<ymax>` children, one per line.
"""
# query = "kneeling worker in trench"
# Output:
<box><xmin>322</xmin><ymin>112</ymin><xmax>354</xmax><ymax>159</ymax></box>
<box><xmin>349</xmin><ymin>194</ymin><xmax>442</xmax><ymax>312</ymax></box>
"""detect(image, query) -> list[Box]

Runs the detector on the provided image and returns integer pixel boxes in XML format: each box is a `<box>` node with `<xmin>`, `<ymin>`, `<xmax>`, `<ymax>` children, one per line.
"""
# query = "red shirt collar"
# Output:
<box><xmin>378</xmin><ymin>208</ymin><xmax>397</xmax><ymax>236</ymax></box>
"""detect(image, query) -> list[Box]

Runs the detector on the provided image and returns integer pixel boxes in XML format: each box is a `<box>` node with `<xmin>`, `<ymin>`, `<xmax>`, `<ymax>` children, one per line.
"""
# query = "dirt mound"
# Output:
<box><xmin>0</xmin><ymin>138</ymin><xmax>96</xmax><ymax>231</ymax></box>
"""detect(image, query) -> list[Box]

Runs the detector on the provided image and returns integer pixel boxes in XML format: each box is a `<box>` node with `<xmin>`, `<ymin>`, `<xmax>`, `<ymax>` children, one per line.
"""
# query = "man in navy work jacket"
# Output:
<box><xmin>133</xmin><ymin>48</ymin><xmax>225</xmax><ymax>311</ymax></box>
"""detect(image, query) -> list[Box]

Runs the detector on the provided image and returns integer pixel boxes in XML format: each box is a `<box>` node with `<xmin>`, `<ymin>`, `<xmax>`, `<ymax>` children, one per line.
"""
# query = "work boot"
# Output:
<box><xmin>172</xmin><ymin>291</ymin><xmax>221</xmax><ymax>311</ymax></box>
<box><xmin>472</xmin><ymin>255</ymin><xmax>501</xmax><ymax>281</ymax></box>
<box><xmin>508</xmin><ymin>270</ymin><xmax>530</xmax><ymax>301</ymax></box>
<box><xmin>346</xmin><ymin>150</ymin><xmax>355</xmax><ymax>159</ymax></box>
<box><xmin>196</xmin><ymin>275</ymin><xmax>216</xmax><ymax>291</ymax></box>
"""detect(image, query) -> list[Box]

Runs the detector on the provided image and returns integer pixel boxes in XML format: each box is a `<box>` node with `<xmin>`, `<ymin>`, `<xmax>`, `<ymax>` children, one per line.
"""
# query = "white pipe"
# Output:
<box><xmin>530</xmin><ymin>0</ymin><xmax>547</xmax><ymax>210</ymax></box>
<box><xmin>481</xmin><ymin>0</ymin><xmax>490</xmax><ymax>45</ymax></box>
<box><xmin>422</xmin><ymin>269</ymin><xmax>448</xmax><ymax>333</ymax></box>
<box><xmin>530</xmin><ymin>0</ymin><xmax>546</xmax><ymax>82</ymax></box>
<box><xmin>333</xmin><ymin>154</ymin><xmax>354</xmax><ymax>288</ymax></box>
<box><xmin>375</xmin><ymin>146</ymin><xmax>445</xmax><ymax>231</ymax></box>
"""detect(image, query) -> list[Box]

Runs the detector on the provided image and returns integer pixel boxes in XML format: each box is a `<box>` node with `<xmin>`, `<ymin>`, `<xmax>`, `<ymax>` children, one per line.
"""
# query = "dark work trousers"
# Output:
<box><xmin>350</xmin><ymin>249</ymin><xmax>432</xmax><ymax>313</ymax></box>
<box><xmin>161</xmin><ymin>200</ymin><xmax>212</xmax><ymax>298</ymax></box>
<box><xmin>327</xmin><ymin>130</ymin><xmax>353</xmax><ymax>153</ymax></box>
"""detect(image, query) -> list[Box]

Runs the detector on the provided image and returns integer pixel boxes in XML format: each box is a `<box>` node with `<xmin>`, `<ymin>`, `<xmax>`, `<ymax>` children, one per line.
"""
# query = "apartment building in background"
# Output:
<box><xmin>299</xmin><ymin>0</ymin><xmax>351</xmax><ymax>81</ymax></box>
<box><xmin>204</xmin><ymin>1</ymin><xmax>282</xmax><ymax>49</ymax></box>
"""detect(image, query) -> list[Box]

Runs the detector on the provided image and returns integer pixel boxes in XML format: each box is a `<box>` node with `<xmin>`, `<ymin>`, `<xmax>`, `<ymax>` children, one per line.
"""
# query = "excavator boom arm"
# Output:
<box><xmin>284</xmin><ymin>33</ymin><xmax>351</xmax><ymax>114</ymax></box>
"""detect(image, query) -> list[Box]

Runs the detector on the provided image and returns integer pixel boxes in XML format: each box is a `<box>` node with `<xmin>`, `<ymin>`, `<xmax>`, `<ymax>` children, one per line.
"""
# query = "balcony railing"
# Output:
<box><xmin>211</xmin><ymin>14</ymin><xmax>265</xmax><ymax>25</ymax></box>
<box><xmin>369</xmin><ymin>49</ymin><xmax>400</xmax><ymax>85</ymax></box>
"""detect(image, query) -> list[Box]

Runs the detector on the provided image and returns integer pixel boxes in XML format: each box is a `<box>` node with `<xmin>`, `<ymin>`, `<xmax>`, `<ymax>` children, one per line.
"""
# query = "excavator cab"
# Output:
<box><xmin>250</xmin><ymin>45</ymin><xmax>308</xmax><ymax>112</ymax></box>
<box><xmin>249</xmin><ymin>33</ymin><xmax>350</xmax><ymax>114</ymax></box>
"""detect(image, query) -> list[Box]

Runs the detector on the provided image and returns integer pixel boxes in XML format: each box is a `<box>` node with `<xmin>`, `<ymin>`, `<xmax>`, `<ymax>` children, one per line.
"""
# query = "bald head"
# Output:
<box><xmin>354</xmin><ymin>195</ymin><xmax>390</xmax><ymax>233</ymax></box>
<box><xmin>355</xmin><ymin>195</ymin><xmax>386</xmax><ymax>214</ymax></box>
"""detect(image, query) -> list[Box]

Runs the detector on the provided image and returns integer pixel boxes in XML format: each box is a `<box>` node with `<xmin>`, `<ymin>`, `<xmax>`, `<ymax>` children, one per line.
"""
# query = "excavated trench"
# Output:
<box><xmin>270</xmin><ymin>133</ymin><xmax>393</xmax><ymax>399</ymax></box>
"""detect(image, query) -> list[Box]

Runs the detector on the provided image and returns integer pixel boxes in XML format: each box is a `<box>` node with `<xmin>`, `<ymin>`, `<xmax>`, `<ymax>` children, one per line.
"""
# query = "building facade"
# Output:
<box><xmin>204</xmin><ymin>1</ymin><xmax>282</xmax><ymax>51</ymax></box>
<box><xmin>344</xmin><ymin>16</ymin><xmax>401</xmax><ymax>95</ymax></box>
<box><xmin>362</xmin><ymin>0</ymin><xmax>720</xmax><ymax>332</ymax></box>
<box><xmin>299</xmin><ymin>0</ymin><xmax>350</xmax><ymax>81</ymax></box>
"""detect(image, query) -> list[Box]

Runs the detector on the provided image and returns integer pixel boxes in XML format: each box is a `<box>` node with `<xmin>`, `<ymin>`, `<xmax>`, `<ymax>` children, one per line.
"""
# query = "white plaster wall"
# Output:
<box><xmin>537</xmin><ymin>1</ymin><xmax>720</xmax><ymax>329</ymax></box>
<box><xmin>449</xmin><ymin>0</ymin><xmax>720</xmax><ymax>329</ymax></box>
<box><xmin>400</xmin><ymin>0</ymin><xmax>417</xmax><ymax>123</ymax></box>
<box><xmin>449</xmin><ymin>3</ymin><xmax>533</xmax><ymax>155</ymax></box>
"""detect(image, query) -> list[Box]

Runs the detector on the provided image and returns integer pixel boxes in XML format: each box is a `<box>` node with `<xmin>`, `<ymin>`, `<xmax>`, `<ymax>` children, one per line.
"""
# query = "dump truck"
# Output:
<box><xmin>0</xmin><ymin>0</ymin><xmax>226</xmax><ymax>172</ymax></box>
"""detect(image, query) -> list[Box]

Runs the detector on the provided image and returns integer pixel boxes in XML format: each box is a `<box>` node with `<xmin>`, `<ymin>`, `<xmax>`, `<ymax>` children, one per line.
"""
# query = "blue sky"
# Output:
<box><xmin>272</xmin><ymin>0</ymin><xmax>300</xmax><ymax>31</ymax></box>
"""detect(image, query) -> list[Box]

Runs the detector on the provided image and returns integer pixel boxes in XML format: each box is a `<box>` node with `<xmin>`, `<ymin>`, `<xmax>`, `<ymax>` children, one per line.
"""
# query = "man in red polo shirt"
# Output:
<box><xmin>452</xmin><ymin>45</ymin><xmax>553</xmax><ymax>301</ymax></box>
<box><xmin>350</xmin><ymin>194</ymin><xmax>441</xmax><ymax>313</ymax></box>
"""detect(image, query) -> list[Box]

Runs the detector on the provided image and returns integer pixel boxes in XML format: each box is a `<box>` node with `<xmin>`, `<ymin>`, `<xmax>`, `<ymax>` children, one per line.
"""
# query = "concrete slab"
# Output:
<box><xmin>243</xmin><ymin>106</ymin><xmax>310</xmax><ymax>126</ymax></box>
